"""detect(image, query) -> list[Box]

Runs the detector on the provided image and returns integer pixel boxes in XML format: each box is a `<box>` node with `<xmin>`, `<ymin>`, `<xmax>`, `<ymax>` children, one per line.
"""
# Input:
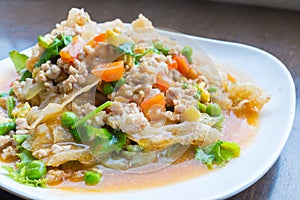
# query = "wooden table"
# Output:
<box><xmin>0</xmin><ymin>1</ymin><xmax>299</xmax><ymax>199</ymax></box>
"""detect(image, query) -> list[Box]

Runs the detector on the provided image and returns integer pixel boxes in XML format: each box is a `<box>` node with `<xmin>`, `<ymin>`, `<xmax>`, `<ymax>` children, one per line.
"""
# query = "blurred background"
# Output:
<box><xmin>0</xmin><ymin>0</ymin><xmax>299</xmax><ymax>199</ymax></box>
<box><xmin>209</xmin><ymin>0</ymin><xmax>300</xmax><ymax>10</ymax></box>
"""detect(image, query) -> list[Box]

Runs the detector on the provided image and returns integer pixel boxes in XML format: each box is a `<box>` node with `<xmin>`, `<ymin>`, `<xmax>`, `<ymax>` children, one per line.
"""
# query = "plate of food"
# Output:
<box><xmin>0</xmin><ymin>8</ymin><xmax>295</xmax><ymax>200</ymax></box>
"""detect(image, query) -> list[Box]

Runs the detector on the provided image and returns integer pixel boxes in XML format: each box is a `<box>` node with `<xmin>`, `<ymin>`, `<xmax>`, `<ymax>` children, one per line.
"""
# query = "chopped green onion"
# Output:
<box><xmin>72</xmin><ymin>101</ymin><xmax>112</xmax><ymax>129</ymax></box>
<box><xmin>6</xmin><ymin>96</ymin><xmax>15</xmax><ymax>118</ymax></box>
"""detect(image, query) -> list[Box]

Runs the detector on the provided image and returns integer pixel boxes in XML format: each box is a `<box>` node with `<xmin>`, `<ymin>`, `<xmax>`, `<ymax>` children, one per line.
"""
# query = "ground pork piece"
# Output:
<box><xmin>105</xmin><ymin>102</ymin><xmax>149</xmax><ymax>134</ymax></box>
<box><xmin>166</xmin><ymin>83</ymin><xmax>198</xmax><ymax>114</ymax></box>
<box><xmin>58</xmin><ymin>75</ymin><xmax>77</xmax><ymax>93</ymax></box>
<box><xmin>0</xmin><ymin>146</ymin><xmax>17</xmax><ymax>161</ymax></box>
<box><xmin>46</xmin><ymin>169</ymin><xmax>65</xmax><ymax>185</ymax></box>
<box><xmin>12</xmin><ymin>78</ymin><xmax>34</xmax><ymax>102</ymax></box>
<box><xmin>41</xmin><ymin>61</ymin><xmax>62</xmax><ymax>80</ymax></box>
<box><xmin>0</xmin><ymin>98</ymin><xmax>6</xmax><ymax>110</ymax></box>
<box><xmin>0</xmin><ymin>109</ymin><xmax>11</xmax><ymax>124</ymax></box>
<box><xmin>15</xmin><ymin>118</ymin><xmax>28</xmax><ymax>130</ymax></box>
<box><xmin>0</xmin><ymin>135</ymin><xmax>12</xmax><ymax>149</ymax></box>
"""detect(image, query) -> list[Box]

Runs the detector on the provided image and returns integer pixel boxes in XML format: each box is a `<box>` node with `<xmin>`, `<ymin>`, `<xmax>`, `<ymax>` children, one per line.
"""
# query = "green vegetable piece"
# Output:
<box><xmin>206</xmin><ymin>103</ymin><xmax>221</xmax><ymax>117</ymax></box>
<box><xmin>89</xmin><ymin>129</ymin><xmax>126</xmax><ymax>156</ymax></box>
<box><xmin>9</xmin><ymin>50</ymin><xmax>28</xmax><ymax>73</ymax></box>
<box><xmin>118</xmin><ymin>42</ymin><xmax>135</xmax><ymax>56</ymax></box>
<box><xmin>0</xmin><ymin>122</ymin><xmax>16</xmax><ymax>135</ymax></box>
<box><xmin>213</xmin><ymin>115</ymin><xmax>225</xmax><ymax>131</ymax></box>
<box><xmin>35</xmin><ymin>34</ymin><xmax>72</xmax><ymax>67</ymax></box>
<box><xmin>181</xmin><ymin>46</ymin><xmax>193</xmax><ymax>59</ymax></box>
<box><xmin>38</xmin><ymin>35</ymin><xmax>50</xmax><ymax>48</ymax></box>
<box><xmin>2</xmin><ymin>165</ymin><xmax>46</xmax><ymax>188</ymax></box>
<box><xmin>19</xmin><ymin>69</ymin><xmax>32</xmax><ymax>82</ymax></box>
<box><xmin>26</xmin><ymin>160</ymin><xmax>46</xmax><ymax>180</ymax></box>
<box><xmin>126</xmin><ymin>144</ymin><xmax>143</xmax><ymax>152</ymax></box>
<box><xmin>6</xmin><ymin>96</ymin><xmax>15</xmax><ymax>118</ymax></box>
<box><xmin>9</xmin><ymin>88</ymin><xmax>14</xmax><ymax>95</ymax></box>
<box><xmin>0</xmin><ymin>92</ymin><xmax>8</xmax><ymax>98</ymax></box>
<box><xmin>198</xmin><ymin>102</ymin><xmax>207</xmax><ymax>113</ymax></box>
<box><xmin>195</xmin><ymin>140</ymin><xmax>240</xmax><ymax>169</ymax></box>
<box><xmin>61</xmin><ymin>112</ymin><xmax>78</xmax><ymax>128</ymax></box>
<box><xmin>207</xmin><ymin>86</ymin><xmax>218</xmax><ymax>93</ymax></box>
<box><xmin>70</xmin><ymin>128</ymin><xmax>82</xmax><ymax>142</ymax></box>
<box><xmin>13</xmin><ymin>134</ymin><xmax>29</xmax><ymax>145</ymax></box>
<box><xmin>135</xmin><ymin>48</ymin><xmax>156</xmax><ymax>63</ymax></box>
<box><xmin>113</xmin><ymin>77</ymin><xmax>125</xmax><ymax>90</ymax></box>
<box><xmin>154</xmin><ymin>41</ymin><xmax>169</xmax><ymax>56</ymax></box>
<box><xmin>16</xmin><ymin>148</ymin><xmax>35</xmax><ymax>169</ymax></box>
<box><xmin>182</xmin><ymin>83</ymin><xmax>189</xmax><ymax>89</ymax></box>
<box><xmin>103</xmin><ymin>82</ymin><xmax>114</xmax><ymax>95</ymax></box>
<box><xmin>84</xmin><ymin>171</ymin><xmax>102</xmax><ymax>185</ymax></box>
<box><xmin>72</xmin><ymin>101</ymin><xmax>112</xmax><ymax>129</ymax></box>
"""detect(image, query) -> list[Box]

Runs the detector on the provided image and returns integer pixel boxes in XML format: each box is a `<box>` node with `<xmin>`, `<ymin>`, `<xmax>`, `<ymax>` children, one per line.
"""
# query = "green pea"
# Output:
<box><xmin>26</xmin><ymin>160</ymin><xmax>46</xmax><ymax>180</ymax></box>
<box><xmin>206</xmin><ymin>103</ymin><xmax>222</xmax><ymax>117</ymax></box>
<box><xmin>208</xmin><ymin>86</ymin><xmax>218</xmax><ymax>93</ymax></box>
<box><xmin>154</xmin><ymin>41</ymin><xmax>169</xmax><ymax>56</ymax></box>
<box><xmin>84</xmin><ymin>171</ymin><xmax>102</xmax><ymax>185</ymax></box>
<box><xmin>61</xmin><ymin>112</ymin><xmax>78</xmax><ymax>128</ymax></box>
<box><xmin>182</xmin><ymin>83</ymin><xmax>189</xmax><ymax>89</ymax></box>
<box><xmin>198</xmin><ymin>102</ymin><xmax>207</xmax><ymax>113</ymax></box>
<box><xmin>6</xmin><ymin>96</ymin><xmax>15</xmax><ymax>118</ymax></box>
<box><xmin>181</xmin><ymin>46</ymin><xmax>193</xmax><ymax>59</ymax></box>
<box><xmin>103</xmin><ymin>82</ymin><xmax>114</xmax><ymax>95</ymax></box>
<box><xmin>0</xmin><ymin>122</ymin><xmax>16</xmax><ymax>135</ymax></box>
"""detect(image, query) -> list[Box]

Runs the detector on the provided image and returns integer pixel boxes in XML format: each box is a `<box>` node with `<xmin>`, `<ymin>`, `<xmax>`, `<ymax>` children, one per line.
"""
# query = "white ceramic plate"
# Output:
<box><xmin>0</xmin><ymin>29</ymin><xmax>295</xmax><ymax>200</ymax></box>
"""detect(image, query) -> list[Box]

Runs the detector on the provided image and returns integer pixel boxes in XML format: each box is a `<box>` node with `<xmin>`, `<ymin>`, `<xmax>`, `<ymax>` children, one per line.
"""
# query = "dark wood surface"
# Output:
<box><xmin>0</xmin><ymin>1</ymin><xmax>299</xmax><ymax>199</ymax></box>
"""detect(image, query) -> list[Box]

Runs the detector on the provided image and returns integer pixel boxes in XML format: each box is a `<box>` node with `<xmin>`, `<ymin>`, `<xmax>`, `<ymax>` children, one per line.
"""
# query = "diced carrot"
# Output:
<box><xmin>93</xmin><ymin>33</ymin><xmax>106</xmax><ymax>43</ymax></box>
<box><xmin>167</xmin><ymin>59</ymin><xmax>178</xmax><ymax>69</ymax></box>
<box><xmin>140</xmin><ymin>93</ymin><xmax>166</xmax><ymax>119</ymax></box>
<box><xmin>173</xmin><ymin>55</ymin><xmax>190</xmax><ymax>76</ymax></box>
<box><xmin>186</xmin><ymin>67</ymin><xmax>200</xmax><ymax>80</ymax></box>
<box><xmin>92</xmin><ymin>60</ymin><xmax>124</xmax><ymax>82</ymax></box>
<box><xmin>87</xmin><ymin>33</ymin><xmax>106</xmax><ymax>48</ymax></box>
<box><xmin>60</xmin><ymin>36</ymin><xmax>85</xmax><ymax>63</ymax></box>
<box><xmin>155</xmin><ymin>72</ymin><xmax>173</xmax><ymax>91</ymax></box>
<box><xmin>227</xmin><ymin>73</ymin><xmax>237</xmax><ymax>82</ymax></box>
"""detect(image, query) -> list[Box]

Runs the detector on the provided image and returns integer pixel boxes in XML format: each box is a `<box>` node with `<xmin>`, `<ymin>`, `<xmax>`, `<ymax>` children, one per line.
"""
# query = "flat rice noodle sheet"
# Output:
<box><xmin>27</xmin><ymin>76</ymin><xmax>98</xmax><ymax>129</ymax></box>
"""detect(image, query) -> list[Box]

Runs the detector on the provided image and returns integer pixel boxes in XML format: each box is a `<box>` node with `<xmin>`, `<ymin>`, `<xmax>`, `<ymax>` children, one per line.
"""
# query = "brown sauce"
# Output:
<box><xmin>54</xmin><ymin>112</ymin><xmax>259</xmax><ymax>192</ymax></box>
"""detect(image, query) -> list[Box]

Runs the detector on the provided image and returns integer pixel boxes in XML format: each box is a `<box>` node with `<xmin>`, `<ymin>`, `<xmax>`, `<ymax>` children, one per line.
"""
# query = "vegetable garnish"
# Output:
<box><xmin>0</xmin><ymin>121</ymin><xmax>16</xmax><ymax>135</ymax></box>
<box><xmin>195</xmin><ymin>141</ymin><xmax>240</xmax><ymax>169</ymax></box>
<box><xmin>2</xmin><ymin>134</ymin><xmax>46</xmax><ymax>187</ymax></box>
<box><xmin>35</xmin><ymin>34</ymin><xmax>72</xmax><ymax>67</ymax></box>
<box><xmin>91</xmin><ymin>61</ymin><xmax>125</xmax><ymax>82</ymax></box>
<box><xmin>9</xmin><ymin>50</ymin><xmax>32</xmax><ymax>82</ymax></box>
<box><xmin>60</xmin><ymin>36</ymin><xmax>85</xmax><ymax>63</ymax></box>
<box><xmin>9</xmin><ymin>50</ymin><xmax>28</xmax><ymax>73</ymax></box>
<box><xmin>140</xmin><ymin>93</ymin><xmax>166</xmax><ymax>120</ymax></box>
<box><xmin>71</xmin><ymin>101</ymin><xmax>112</xmax><ymax>129</ymax></box>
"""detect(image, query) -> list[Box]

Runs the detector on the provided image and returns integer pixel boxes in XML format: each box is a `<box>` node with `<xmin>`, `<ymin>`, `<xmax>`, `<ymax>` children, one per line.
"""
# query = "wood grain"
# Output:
<box><xmin>0</xmin><ymin>1</ymin><xmax>299</xmax><ymax>199</ymax></box>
